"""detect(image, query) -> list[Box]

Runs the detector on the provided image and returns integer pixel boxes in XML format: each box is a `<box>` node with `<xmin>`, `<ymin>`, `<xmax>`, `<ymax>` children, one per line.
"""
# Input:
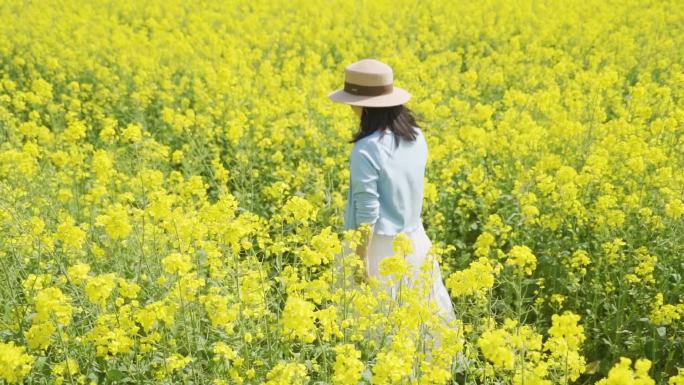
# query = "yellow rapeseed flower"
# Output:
<box><xmin>0</xmin><ymin>341</ymin><xmax>34</xmax><ymax>384</ymax></box>
<box><xmin>506</xmin><ymin>245</ymin><xmax>537</xmax><ymax>276</ymax></box>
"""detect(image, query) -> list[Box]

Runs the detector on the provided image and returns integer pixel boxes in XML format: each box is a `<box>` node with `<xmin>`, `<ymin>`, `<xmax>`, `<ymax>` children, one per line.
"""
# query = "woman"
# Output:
<box><xmin>328</xmin><ymin>58</ymin><xmax>457</xmax><ymax>327</ymax></box>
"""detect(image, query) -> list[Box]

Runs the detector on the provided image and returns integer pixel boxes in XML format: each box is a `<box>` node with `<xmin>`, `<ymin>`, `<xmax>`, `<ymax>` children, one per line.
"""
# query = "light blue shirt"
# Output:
<box><xmin>343</xmin><ymin>126</ymin><xmax>428</xmax><ymax>236</ymax></box>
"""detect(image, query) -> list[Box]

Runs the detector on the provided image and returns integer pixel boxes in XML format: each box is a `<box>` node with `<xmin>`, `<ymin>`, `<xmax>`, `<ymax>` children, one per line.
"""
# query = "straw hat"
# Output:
<box><xmin>327</xmin><ymin>58</ymin><xmax>411</xmax><ymax>107</ymax></box>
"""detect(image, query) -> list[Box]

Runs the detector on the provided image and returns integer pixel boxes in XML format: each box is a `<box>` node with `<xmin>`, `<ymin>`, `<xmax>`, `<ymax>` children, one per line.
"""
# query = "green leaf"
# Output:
<box><xmin>106</xmin><ymin>369</ymin><xmax>126</xmax><ymax>381</ymax></box>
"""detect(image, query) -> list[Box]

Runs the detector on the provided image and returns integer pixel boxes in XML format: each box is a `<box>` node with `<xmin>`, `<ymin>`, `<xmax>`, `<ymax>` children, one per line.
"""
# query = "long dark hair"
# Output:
<box><xmin>349</xmin><ymin>104</ymin><xmax>422</xmax><ymax>148</ymax></box>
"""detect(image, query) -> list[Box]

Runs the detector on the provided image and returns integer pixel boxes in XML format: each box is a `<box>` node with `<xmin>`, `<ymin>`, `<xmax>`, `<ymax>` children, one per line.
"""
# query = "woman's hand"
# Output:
<box><xmin>355</xmin><ymin>223</ymin><xmax>375</xmax><ymax>282</ymax></box>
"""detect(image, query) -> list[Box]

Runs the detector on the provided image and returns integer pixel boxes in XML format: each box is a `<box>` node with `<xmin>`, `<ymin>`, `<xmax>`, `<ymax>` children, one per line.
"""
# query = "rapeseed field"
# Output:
<box><xmin>0</xmin><ymin>0</ymin><xmax>683</xmax><ymax>384</ymax></box>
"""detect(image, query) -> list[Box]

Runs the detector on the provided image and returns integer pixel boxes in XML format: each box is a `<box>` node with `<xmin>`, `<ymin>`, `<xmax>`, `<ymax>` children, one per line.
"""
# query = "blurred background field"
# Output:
<box><xmin>0</xmin><ymin>0</ymin><xmax>683</xmax><ymax>384</ymax></box>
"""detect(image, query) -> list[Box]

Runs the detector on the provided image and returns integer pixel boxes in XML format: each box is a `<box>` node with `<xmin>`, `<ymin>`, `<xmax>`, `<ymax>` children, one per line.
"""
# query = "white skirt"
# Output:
<box><xmin>365</xmin><ymin>223</ymin><xmax>457</xmax><ymax>326</ymax></box>
<box><xmin>337</xmin><ymin>223</ymin><xmax>457</xmax><ymax>326</ymax></box>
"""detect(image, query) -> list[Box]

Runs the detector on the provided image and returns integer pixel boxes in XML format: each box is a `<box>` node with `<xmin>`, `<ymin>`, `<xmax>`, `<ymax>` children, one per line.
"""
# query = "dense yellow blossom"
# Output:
<box><xmin>372</xmin><ymin>332</ymin><xmax>416</xmax><ymax>384</ymax></box>
<box><xmin>567</xmin><ymin>249</ymin><xmax>591</xmax><ymax>276</ymax></box>
<box><xmin>649</xmin><ymin>293</ymin><xmax>684</xmax><ymax>326</ymax></box>
<box><xmin>542</xmin><ymin>311</ymin><xmax>587</xmax><ymax>382</ymax></box>
<box><xmin>94</xmin><ymin>203</ymin><xmax>132</xmax><ymax>240</ymax></box>
<box><xmin>200</xmin><ymin>290</ymin><xmax>239</xmax><ymax>332</ymax></box>
<box><xmin>506</xmin><ymin>245</ymin><xmax>538</xmax><ymax>276</ymax></box>
<box><xmin>281</xmin><ymin>196</ymin><xmax>318</xmax><ymax>226</ymax></box>
<box><xmin>378</xmin><ymin>254</ymin><xmax>411</xmax><ymax>281</ymax></box>
<box><xmin>165</xmin><ymin>353</ymin><xmax>192</xmax><ymax>372</ymax></box>
<box><xmin>391</xmin><ymin>232</ymin><xmax>414</xmax><ymax>256</ymax></box>
<box><xmin>263</xmin><ymin>362</ymin><xmax>308</xmax><ymax>385</ymax></box>
<box><xmin>445</xmin><ymin>257</ymin><xmax>500</xmax><ymax>297</ymax></box>
<box><xmin>281</xmin><ymin>295</ymin><xmax>317</xmax><ymax>343</ymax></box>
<box><xmin>33</xmin><ymin>286</ymin><xmax>73</xmax><ymax>325</ymax></box>
<box><xmin>66</xmin><ymin>262</ymin><xmax>91</xmax><ymax>284</ymax></box>
<box><xmin>0</xmin><ymin>0</ymin><xmax>682</xmax><ymax>383</ymax></box>
<box><xmin>213</xmin><ymin>341</ymin><xmax>237</xmax><ymax>362</ymax></box>
<box><xmin>161</xmin><ymin>252</ymin><xmax>193</xmax><ymax>275</ymax></box>
<box><xmin>595</xmin><ymin>357</ymin><xmax>655</xmax><ymax>385</ymax></box>
<box><xmin>299</xmin><ymin>226</ymin><xmax>342</xmax><ymax>266</ymax></box>
<box><xmin>85</xmin><ymin>273</ymin><xmax>118</xmax><ymax>307</ymax></box>
<box><xmin>478</xmin><ymin>328</ymin><xmax>516</xmax><ymax>370</ymax></box>
<box><xmin>55</xmin><ymin>214</ymin><xmax>86</xmax><ymax>251</ymax></box>
<box><xmin>0</xmin><ymin>342</ymin><xmax>34</xmax><ymax>384</ymax></box>
<box><xmin>332</xmin><ymin>344</ymin><xmax>364</xmax><ymax>385</ymax></box>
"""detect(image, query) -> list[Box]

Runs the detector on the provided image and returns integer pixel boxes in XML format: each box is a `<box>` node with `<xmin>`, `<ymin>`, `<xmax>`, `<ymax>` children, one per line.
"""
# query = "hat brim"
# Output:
<box><xmin>327</xmin><ymin>86</ymin><xmax>411</xmax><ymax>107</ymax></box>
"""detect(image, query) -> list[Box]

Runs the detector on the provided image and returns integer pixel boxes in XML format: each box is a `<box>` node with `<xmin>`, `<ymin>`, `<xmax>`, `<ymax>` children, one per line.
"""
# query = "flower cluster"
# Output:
<box><xmin>0</xmin><ymin>342</ymin><xmax>34</xmax><ymax>384</ymax></box>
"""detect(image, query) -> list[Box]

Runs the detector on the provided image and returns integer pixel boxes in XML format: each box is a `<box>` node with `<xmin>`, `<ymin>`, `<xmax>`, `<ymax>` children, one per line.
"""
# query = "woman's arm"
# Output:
<box><xmin>349</xmin><ymin>143</ymin><xmax>381</xmax><ymax>280</ymax></box>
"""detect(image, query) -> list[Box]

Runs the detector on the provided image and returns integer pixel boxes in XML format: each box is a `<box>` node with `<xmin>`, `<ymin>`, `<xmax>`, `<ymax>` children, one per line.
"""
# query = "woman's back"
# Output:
<box><xmin>343</xmin><ymin>125</ymin><xmax>428</xmax><ymax>236</ymax></box>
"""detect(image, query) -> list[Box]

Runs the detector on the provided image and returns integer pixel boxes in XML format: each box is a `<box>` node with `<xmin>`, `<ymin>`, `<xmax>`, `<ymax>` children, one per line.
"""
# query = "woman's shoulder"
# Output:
<box><xmin>350</xmin><ymin>132</ymin><xmax>386</xmax><ymax>168</ymax></box>
<box><xmin>353</xmin><ymin>125</ymin><xmax>424</xmax><ymax>154</ymax></box>
<box><xmin>353</xmin><ymin>130</ymin><xmax>384</xmax><ymax>150</ymax></box>
<box><xmin>351</xmin><ymin>133</ymin><xmax>380</xmax><ymax>157</ymax></box>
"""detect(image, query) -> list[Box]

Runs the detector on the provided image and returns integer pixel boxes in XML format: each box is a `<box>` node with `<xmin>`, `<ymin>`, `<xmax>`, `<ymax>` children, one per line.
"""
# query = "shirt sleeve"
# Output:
<box><xmin>350</xmin><ymin>142</ymin><xmax>381</xmax><ymax>227</ymax></box>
